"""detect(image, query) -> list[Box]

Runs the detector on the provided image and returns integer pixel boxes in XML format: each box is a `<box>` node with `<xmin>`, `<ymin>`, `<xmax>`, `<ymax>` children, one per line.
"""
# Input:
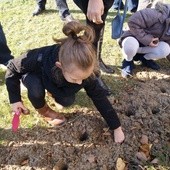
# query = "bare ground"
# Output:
<box><xmin>0</xmin><ymin>64</ymin><xmax>170</xmax><ymax>170</ymax></box>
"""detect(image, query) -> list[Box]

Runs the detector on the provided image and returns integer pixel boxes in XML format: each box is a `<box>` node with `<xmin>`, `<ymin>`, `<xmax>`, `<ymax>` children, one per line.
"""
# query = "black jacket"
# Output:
<box><xmin>5</xmin><ymin>44</ymin><xmax>121</xmax><ymax>129</ymax></box>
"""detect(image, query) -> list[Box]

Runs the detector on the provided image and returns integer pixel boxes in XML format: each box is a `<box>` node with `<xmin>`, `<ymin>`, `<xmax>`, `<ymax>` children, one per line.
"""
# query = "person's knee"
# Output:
<box><xmin>28</xmin><ymin>87</ymin><xmax>45</xmax><ymax>101</ymax></box>
<box><xmin>157</xmin><ymin>42</ymin><xmax>170</xmax><ymax>57</ymax></box>
<box><xmin>122</xmin><ymin>48</ymin><xmax>138</xmax><ymax>61</ymax></box>
<box><xmin>56</xmin><ymin>96</ymin><xmax>75</xmax><ymax>107</ymax></box>
<box><xmin>122</xmin><ymin>37</ymin><xmax>139</xmax><ymax>61</ymax></box>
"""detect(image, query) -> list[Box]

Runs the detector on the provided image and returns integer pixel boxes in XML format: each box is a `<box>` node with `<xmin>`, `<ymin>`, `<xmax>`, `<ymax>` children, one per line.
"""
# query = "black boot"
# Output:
<box><xmin>134</xmin><ymin>54</ymin><xmax>160</xmax><ymax>70</ymax></box>
<box><xmin>96</xmin><ymin>77</ymin><xmax>112</xmax><ymax>96</ymax></box>
<box><xmin>97</xmin><ymin>27</ymin><xmax>115</xmax><ymax>74</ymax></box>
<box><xmin>99</xmin><ymin>58</ymin><xmax>115</xmax><ymax>74</ymax></box>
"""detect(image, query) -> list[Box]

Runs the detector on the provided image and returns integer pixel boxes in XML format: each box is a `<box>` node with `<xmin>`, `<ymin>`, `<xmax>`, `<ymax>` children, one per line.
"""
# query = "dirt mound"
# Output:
<box><xmin>0</xmin><ymin>69</ymin><xmax>170</xmax><ymax>170</ymax></box>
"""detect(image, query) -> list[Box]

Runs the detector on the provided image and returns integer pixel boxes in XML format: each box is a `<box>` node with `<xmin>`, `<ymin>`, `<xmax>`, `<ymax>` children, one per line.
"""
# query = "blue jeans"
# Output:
<box><xmin>0</xmin><ymin>23</ymin><xmax>14</xmax><ymax>65</ymax></box>
<box><xmin>112</xmin><ymin>0</ymin><xmax>138</xmax><ymax>12</ymax></box>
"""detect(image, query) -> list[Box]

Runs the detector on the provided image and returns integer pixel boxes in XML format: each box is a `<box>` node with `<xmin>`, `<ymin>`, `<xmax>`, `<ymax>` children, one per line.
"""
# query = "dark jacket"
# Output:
<box><xmin>119</xmin><ymin>3</ymin><xmax>170</xmax><ymax>46</ymax></box>
<box><xmin>5</xmin><ymin>44</ymin><xmax>121</xmax><ymax>130</ymax></box>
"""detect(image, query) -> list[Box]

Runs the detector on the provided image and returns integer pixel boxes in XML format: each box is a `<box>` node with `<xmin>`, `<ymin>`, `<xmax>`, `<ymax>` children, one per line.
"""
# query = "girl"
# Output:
<box><xmin>5</xmin><ymin>21</ymin><xmax>124</xmax><ymax>143</ymax></box>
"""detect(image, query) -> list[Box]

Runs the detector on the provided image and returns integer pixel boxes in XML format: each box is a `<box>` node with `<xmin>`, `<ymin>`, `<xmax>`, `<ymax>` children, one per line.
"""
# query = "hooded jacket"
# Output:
<box><xmin>5</xmin><ymin>44</ymin><xmax>121</xmax><ymax>130</ymax></box>
<box><xmin>119</xmin><ymin>2</ymin><xmax>170</xmax><ymax>46</ymax></box>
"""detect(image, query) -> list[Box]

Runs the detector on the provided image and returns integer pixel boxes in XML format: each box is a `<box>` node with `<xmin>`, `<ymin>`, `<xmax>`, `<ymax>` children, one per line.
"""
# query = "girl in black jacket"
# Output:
<box><xmin>5</xmin><ymin>21</ymin><xmax>124</xmax><ymax>143</ymax></box>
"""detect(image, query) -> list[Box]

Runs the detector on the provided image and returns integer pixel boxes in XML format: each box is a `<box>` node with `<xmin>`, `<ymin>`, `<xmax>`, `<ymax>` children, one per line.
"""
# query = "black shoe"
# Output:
<box><xmin>97</xmin><ymin>77</ymin><xmax>112</xmax><ymax>96</ymax></box>
<box><xmin>99</xmin><ymin>59</ymin><xmax>115</xmax><ymax>74</ymax></box>
<box><xmin>33</xmin><ymin>6</ymin><xmax>45</xmax><ymax>16</ymax></box>
<box><xmin>121</xmin><ymin>59</ymin><xmax>134</xmax><ymax>78</ymax></box>
<box><xmin>141</xmin><ymin>58</ymin><xmax>160</xmax><ymax>70</ymax></box>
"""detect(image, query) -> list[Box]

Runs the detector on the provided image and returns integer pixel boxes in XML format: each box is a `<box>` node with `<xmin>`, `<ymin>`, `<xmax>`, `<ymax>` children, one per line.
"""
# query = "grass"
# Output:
<box><xmin>0</xmin><ymin>0</ymin><xmax>170</xmax><ymax>169</ymax></box>
<box><xmin>0</xmin><ymin>0</ymin><xmax>125</xmax><ymax>131</ymax></box>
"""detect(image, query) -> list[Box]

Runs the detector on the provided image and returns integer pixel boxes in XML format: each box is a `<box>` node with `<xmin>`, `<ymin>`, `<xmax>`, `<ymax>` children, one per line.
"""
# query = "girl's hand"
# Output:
<box><xmin>87</xmin><ymin>0</ymin><xmax>104</xmax><ymax>24</ymax></box>
<box><xmin>149</xmin><ymin>38</ymin><xmax>159</xmax><ymax>47</ymax></box>
<box><xmin>11</xmin><ymin>102</ymin><xmax>30</xmax><ymax>115</ymax></box>
<box><xmin>113</xmin><ymin>126</ymin><xmax>125</xmax><ymax>143</ymax></box>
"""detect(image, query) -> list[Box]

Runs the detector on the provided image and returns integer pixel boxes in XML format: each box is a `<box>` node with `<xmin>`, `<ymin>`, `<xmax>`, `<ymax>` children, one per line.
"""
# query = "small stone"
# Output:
<box><xmin>140</xmin><ymin>135</ymin><xmax>149</xmax><ymax>144</ymax></box>
<box><xmin>136</xmin><ymin>152</ymin><xmax>148</xmax><ymax>161</ymax></box>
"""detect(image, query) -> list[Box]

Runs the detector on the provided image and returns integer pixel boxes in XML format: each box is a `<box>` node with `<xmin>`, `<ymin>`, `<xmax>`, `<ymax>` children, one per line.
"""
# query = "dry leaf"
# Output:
<box><xmin>139</xmin><ymin>144</ymin><xmax>152</xmax><ymax>158</ymax></box>
<box><xmin>20</xmin><ymin>159</ymin><xmax>29</xmax><ymax>166</ymax></box>
<box><xmin>53</xmin><ymin>160</ymin><xmax>67</xmax><ymax>170</ymax></box>
<box><xmin>116</xmin><ymin>158</ymin><xmax>126</xmax><ymax>170</ymax></box>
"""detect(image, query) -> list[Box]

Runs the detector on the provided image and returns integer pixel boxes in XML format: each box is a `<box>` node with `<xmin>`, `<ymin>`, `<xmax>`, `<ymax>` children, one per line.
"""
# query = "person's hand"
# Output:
<box><xmin>113</xmin><ymin>126</ymin><xmax>125</xmax><ymax>143</ymax></box>
<box><xmin>87</xmin><ymin>0</ymin><xmax>104</xmax><ymax>24</ymax></box>
<box><xmin>149</xmin><ymin>37</ymin><xmax>159</xmax><ymax>47</ymax></box>
<box><xmin>11</xmin><ymin>101</ymin><xmax>30</xmax><ymax>115</ymax></box>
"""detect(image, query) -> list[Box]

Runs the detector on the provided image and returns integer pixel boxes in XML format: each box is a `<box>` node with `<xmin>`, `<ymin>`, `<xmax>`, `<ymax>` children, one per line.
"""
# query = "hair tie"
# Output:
<box><xmin>71</xmin><ymin>33</ymin><xmax>78</xmax><ymax>40</ymax></box>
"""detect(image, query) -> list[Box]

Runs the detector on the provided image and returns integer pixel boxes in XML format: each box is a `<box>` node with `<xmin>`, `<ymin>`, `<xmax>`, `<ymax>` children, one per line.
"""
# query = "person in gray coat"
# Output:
<box><xmin>119</xmin><ymin>2</ymin><xmax>170</xmax><ymax>78</ymax></box>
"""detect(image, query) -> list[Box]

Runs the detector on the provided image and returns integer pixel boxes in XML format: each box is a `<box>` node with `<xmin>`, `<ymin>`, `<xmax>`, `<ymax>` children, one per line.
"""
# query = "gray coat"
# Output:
<box><xmin>119</xmin><ymin>3</ymin><xmax>170</xmax><ymax>46</ymax></box>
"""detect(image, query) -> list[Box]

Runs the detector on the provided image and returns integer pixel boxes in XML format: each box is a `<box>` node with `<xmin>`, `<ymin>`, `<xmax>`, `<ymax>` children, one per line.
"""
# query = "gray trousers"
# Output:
<box><xmin>122</xmin><ymin>37</ymin><xmax>170</xmax><ymax>61</ymax></box>
<box><xmin>36</xmin><ymin>0</ymin><xmax>69</xmax><ymax>16</ymax></box>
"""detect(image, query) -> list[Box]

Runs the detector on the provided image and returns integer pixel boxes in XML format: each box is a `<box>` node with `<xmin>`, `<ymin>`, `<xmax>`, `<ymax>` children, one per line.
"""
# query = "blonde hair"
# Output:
<box><xmin>53</xmin><ymin>21</ymin><xmax>97</xmax><ymax>73</ymax></box>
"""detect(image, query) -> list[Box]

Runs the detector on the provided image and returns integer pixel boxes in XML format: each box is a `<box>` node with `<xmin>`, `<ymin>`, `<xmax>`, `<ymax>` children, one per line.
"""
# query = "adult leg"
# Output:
<box><xmin>22</xmin><ymin>73</ymin><xmax>65</xmax><ymax>125</ymax></box>
<box><xmin>55</xmin><ymin>0</ymin><xmax>75</xmax><ymax>22</ymax></box>
<box><xmin>73</xmin><ymin>0</ymin><xmax>115</xmax><ymax>95</ymax></box>
<box><xmin>127</xmin><ymin>0</ymin><xmax>138</xmax><ymax>13</ymax></box>
<box><xmin>33</xmin><ymin>0</ymin><xmax>47</xmax><ymax>16</ymax></box>
<box><xmin>73</xmin><ymin>0</ymin><xmax>114</xmax><ymax>74</ymax></box>
<box><xmin>0</xmin><ymin>23</ymin><xmax>14</xmax><ymax>65</ymax></box>
<box><xmin>112</xmin><ymin>0</ymin><xmax>124</xmax><ymax>10</ymax></box>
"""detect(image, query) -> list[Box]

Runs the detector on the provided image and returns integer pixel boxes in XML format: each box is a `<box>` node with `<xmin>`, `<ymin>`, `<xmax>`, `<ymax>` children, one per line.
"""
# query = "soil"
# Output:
<box><xmin>0</xmin><ymin>65</ymin><xmax>170</xmax><ymax>170</ymax></box>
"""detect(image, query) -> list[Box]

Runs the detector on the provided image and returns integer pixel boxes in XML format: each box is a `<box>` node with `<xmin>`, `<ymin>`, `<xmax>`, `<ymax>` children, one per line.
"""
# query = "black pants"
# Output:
<box><xmin>0</xmin><ymin>23</ymin><xmax>14</xmax><ymax>65</ymax></box>
<box><xmin>36</xmin><ymin>0</ymin><xmax>46</xmax><ymax>9</ymax></box>
<box><xmin>22</xmin><ymin>73</ymin><xmax>75</xmax><ymax>109</ymax></box>
<box><xmin>73</xmin><ymin>0</ymin><xmax>114</xmax><ymax>59</ymax></box>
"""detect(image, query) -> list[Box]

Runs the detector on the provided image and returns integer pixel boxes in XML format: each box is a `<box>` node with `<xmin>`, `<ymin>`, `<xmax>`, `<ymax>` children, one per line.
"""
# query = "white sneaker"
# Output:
<box><xmin>61</xmin><ymin>14</ymin><xmax>78</xmax><ymax>24</ymax></box>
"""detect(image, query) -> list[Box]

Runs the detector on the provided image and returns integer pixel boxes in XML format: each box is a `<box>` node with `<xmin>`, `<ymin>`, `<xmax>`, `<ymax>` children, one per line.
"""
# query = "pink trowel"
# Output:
<box><xmin>12</xmin><ymin>111</ymin><xmax>21</xmax><ymax>132</ymax></box>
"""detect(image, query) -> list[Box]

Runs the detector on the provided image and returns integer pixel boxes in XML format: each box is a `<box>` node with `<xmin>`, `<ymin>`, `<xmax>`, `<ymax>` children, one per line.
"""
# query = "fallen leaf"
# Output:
<box><xmin>20</xmin><ymin>159</ymin><xmax>29</xmax><ymax>166</ymax></box>
<box><xmin>139</xmin><ymin>144</ymin><xmax>152</xmax><ymax>158</ymax></box>
<box><xmin>116</xmin><ymin>158</ymin><xmax>126</xmax><ymax>170</ymax></box>
<box><xmin>53</xmin><ymin>160</ymin><xmax>67</xmax><ymax>170</ymax></box>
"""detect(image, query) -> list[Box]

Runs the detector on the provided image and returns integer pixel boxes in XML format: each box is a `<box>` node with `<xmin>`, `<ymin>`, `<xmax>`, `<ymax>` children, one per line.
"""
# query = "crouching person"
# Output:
<box><xmin>5</xmin><ymin>21</ymin><xmax>125</xmax><ymax>143</ymax></box>
<box><xmin>119</xmin><ymin>2</ymin><xmax>170</xmax><ymax>78</ymax></box>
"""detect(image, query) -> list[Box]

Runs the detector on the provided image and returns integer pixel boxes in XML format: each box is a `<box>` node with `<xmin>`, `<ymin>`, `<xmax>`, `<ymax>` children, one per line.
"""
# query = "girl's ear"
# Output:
<box><xmin>55</xmin><ymin>61</ymin><xmax>62</xmax><ymax>69</ymax></box>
